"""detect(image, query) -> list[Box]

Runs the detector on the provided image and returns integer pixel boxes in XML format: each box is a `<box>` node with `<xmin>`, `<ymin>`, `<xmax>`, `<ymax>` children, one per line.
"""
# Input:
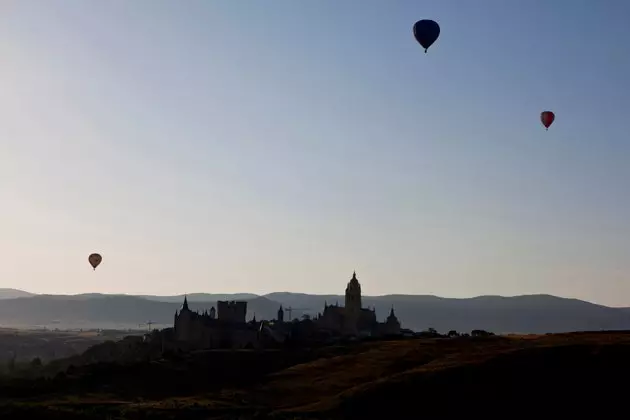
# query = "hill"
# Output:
<box><xmin>0</xmin><ymin>295</ymin><xmax>281</xmax><ymax>330</ymax></box>
<box><xmin>268</xmin><ymin>332</ymin><xmax>630</xmax><ymax>418</ymax></box>
<box><xmin>0</xmin><ymin>289</ymin><xmax>35</xmax><ymax>300</ymax></box>
<box><xmin>2</xmin><ymin>290</ymin><xmax>630</xmax><ymax>333</ymax></box>
<box><xmin>138</xmin><ymin>293</ymin><xmax>260</xmax><ymax>303</ymax></box>
<box><xmin>265</xmin><ymin>292</ymin><xmax>630</xmax><ymax>333</ymax></box>
<box><xmin>0</xmin><ymin>332</ymin><xmax>628</xmax><ymax>418</ymax></box>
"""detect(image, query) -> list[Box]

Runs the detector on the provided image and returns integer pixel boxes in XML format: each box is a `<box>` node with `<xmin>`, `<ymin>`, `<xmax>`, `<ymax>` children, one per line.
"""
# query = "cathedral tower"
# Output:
<box><xmin>345</xmin><ymin>271</ymin><xmax>362</xmax><ymax>313</ymax></box>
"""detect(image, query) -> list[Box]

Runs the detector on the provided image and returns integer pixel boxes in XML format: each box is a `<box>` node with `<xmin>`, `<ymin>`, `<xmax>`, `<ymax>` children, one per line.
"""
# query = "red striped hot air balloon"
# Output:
<box><xmin>541</xmin><ymin>111</ymin><xmax>555</xmax><ymax>131</ymax></box>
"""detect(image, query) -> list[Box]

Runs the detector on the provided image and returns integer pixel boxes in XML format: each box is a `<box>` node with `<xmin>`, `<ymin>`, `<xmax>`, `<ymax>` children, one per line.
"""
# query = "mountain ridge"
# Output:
<box><xmin>1</xmin><ymin>288</ymin><xmax>629</xmax><ymax>333</ymax></box>
<box><xmin>0</xmin><ymin>288</ymin><xmax>619</xmax><ymax>307</ymax></box>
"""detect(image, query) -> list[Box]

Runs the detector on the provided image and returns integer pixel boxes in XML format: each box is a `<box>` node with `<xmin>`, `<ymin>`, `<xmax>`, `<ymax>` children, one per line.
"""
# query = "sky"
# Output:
<box><xmin>1</xmin><ymin>1</ymin><xmax>629</xmax><ymax>306</ymax></box>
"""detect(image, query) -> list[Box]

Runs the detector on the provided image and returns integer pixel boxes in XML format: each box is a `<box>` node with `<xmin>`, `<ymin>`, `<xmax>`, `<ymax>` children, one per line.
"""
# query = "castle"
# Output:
<box><xmin>172</xmin><ymin>271</ymin><xmax>401</xmax><ymax>349</ymax></box>
<box><xmin>173</xmin><ymin>298</ymin><xmax>259</xmax><ymax>349</ymax></box>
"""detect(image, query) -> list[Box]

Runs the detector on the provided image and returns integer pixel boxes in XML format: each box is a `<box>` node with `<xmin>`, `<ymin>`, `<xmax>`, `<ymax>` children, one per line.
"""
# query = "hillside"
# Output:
<box><xmin>269</xmin><ymin>332</ymin><xmax>630</xmax><ymax>418</ymax></box>
<box><xmin>0</xmin><ymin>289</ymin><xmax>35</xmax><ymax>300</ymax></box>
<box><xmin>0</xmin><ymin>332</ymin><xmax>628</xmax><ymax>418</ymax></box>
<box><xmin>266</xmin><ymin>292</ymin><xmax>630</xmax><ymax>333</ymax></box>
<box><xmin>0</xmin><ymin>295</ymin><xmax>281</xmax><ymax>329</ymax></box>
<box><xmin>138</xmin><ymin>293</ymin><xmax>260</xmax><ymax>303</ymax></box>
<box><xmin>2</xmin><ymin>290</ymin><xmax>630</xmax><ymax>333</ymax></box>
<box><xmin>0</xmin><ymin>329</ymin><xmax>127</xmax><ymax>364</ymax></box>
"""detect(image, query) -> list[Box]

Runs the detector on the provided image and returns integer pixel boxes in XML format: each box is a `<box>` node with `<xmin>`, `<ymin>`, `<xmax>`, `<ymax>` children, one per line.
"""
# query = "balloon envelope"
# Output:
<box><xmin>541</xmin><ymin>111</ymin><xmax>555</xmax><ymax>130</ymax></box>
<box><xmin>413</xmin><ymin>19</ymin><xmax>440</xmax><ymax>52</ymax></box>
<box><xmin>88</xmin><ymin>253</ymin><xmax>102</xmax><ymax>270</ymax></box>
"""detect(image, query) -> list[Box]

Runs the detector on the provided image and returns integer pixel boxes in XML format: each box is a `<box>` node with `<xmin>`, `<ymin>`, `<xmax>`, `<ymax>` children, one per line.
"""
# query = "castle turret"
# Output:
<box><xmin>277</xmin><ymin>305</ymin><xmax>284</xmax><ymax>323</ymax></box>
<box><xmin>182</xmin><ymin>295</ymin><xmax>190</xmax><ymax>312</ymax></box>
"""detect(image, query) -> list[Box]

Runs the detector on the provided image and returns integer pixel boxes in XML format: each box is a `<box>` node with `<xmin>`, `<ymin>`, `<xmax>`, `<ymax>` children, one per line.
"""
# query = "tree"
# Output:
<box><xmin>471</xmin><ymin>329</ymin><xmax>494</xmax><ymax>337</ymax></box>
<box><xmin>447</xmin><ymin>330</ymin><xmax>459</xmax><ymax>337</ymax></box>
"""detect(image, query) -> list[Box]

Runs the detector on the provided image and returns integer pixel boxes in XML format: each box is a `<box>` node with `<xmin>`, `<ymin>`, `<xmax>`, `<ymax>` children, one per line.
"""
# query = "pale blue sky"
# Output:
<box><xmin>1</xmin><ymin>1</ymin><xmax>629</xmax><ymax>305</ymax></box>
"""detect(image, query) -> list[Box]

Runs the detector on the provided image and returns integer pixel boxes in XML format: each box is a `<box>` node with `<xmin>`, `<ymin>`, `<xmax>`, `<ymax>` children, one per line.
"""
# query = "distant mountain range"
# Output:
<box><xmin>1</xmin><ymin>288</ymin><xmax>629</xmax><ymax>334</ymax></box>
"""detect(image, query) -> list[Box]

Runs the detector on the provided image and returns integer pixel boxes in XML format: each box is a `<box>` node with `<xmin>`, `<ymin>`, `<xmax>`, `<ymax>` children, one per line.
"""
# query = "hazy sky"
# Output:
<box><xmin>1</xmin><ymin>1</ymin><xmax>629</xmax><ymax>305</ymax></box>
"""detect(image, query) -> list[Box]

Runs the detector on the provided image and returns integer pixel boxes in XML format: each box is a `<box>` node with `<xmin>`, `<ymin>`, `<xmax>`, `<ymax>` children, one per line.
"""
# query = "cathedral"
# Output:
<box><xmin>314</xmin><ymin>271</ymin><xmax>401</xmax><ymax>337</ymax></box>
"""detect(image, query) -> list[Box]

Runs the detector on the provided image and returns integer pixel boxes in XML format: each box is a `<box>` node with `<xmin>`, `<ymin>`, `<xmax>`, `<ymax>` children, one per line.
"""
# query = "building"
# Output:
<box><xmin>217</xmin><ymin>300</ymin><xmax>247</xmax><ymax>323</ymax></box>
<box><xmin>173</xmin><ymin>297</ymin><xmax>259</xmax><ymax>349</ymax></box>
<box><xmin>315</xmin><ymin>271</ymin><xmax>401</xmax><ymax>337</ymax></box>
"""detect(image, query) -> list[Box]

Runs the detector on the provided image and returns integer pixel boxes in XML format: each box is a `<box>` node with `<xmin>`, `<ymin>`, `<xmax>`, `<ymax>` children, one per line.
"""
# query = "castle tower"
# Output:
<box><xmin>345</xmin><ymin>271</ymin><xmax>362</xmax><ymax>313</ymax></box>
<box><xmin>385</xmin><ymin>305</ymin><xmax>401</xmax><ymax>335</ymax></box>
<box><xmin>277</xmin><ymin>305</ymin><xmax>284</xmax><ymax>323</ymax></box>
<box><xmin>174</xmin><ymin>296</ymin><xmax>193</xmax><ymax>341</ymax></box>
<box><xmin>387</xmin><ymin>306</ymin><xmax>398</xmax><ymax>322</ymax></box>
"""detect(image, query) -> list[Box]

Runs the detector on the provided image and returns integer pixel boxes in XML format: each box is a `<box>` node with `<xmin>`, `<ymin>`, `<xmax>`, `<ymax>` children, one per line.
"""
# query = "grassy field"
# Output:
<box><xmin>1</xmin><ymin>331</ymin><xmax>629</xmax><ymax>419</ymax></box>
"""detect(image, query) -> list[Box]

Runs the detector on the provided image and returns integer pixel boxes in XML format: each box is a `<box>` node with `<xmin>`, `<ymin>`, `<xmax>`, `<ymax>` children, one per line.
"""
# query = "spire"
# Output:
<box><xmin>182</xmin><ymin>295</ymin><xmax>189</xmax><ymax>311</ymax></box>
<box><xmin>348</xmin><ymin>271</ymin><xmax>359</xmax><ymax>287</ymax></box>
<box><xmin>387</xmin><ymin>305</ymin><xmax>398</xmax><ymax>323</ymax></box>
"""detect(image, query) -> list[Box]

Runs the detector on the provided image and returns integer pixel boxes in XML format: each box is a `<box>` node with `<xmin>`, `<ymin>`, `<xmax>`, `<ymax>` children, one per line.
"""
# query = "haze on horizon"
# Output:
<box><xmin>1</xmin><ymin>1</ymin><xmax>629</xmax><ymax>306</ymax></box>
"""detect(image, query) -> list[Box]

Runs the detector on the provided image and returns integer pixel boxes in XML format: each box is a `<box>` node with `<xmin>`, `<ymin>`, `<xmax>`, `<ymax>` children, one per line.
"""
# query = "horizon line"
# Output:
<box><xmin>1</xmin><ymin>288</ymin><xmax>623</xmax><ymax>308</ymax></box>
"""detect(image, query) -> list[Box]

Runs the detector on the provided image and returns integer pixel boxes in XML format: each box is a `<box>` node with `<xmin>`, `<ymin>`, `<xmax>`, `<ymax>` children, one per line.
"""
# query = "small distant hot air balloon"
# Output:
<box><xmin>88</xmin><ymin>253</ymin><xmax>102</xmax><ymax>271</ymax></box>
<box><xmin>541</xmin><ymin>111</ymin><xmax>555</xmax><ymax>131</ymax></box>
<box><xmin>413</xmin><ymin>19</ymin><xmax>440</xmax><ymax>53</ymax></box>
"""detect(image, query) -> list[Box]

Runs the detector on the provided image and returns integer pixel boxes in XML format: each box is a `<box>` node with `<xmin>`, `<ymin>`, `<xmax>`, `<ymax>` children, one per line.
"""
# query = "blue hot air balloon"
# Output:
<box><xmin>413</xmin><ymin>19</ymin><xmax>440</xmax><ymax>53</ymax></box>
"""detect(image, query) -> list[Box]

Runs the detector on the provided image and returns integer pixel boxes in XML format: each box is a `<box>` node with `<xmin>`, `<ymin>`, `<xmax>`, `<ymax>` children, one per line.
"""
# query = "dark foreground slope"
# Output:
<box><xmin>1</xmin><ymin>333</ymin><xmax>629</xmax><ymax>419</ymax></box>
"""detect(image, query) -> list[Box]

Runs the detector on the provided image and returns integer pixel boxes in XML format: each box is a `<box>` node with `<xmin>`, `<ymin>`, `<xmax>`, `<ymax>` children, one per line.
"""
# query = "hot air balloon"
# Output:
<box><xmin>88</xmin><ymin>253</ymin><xmax>102</xmax><ymax>271</ymax></box>
<box><xmin>541</xmin><ymin>111</ymin><xmax>555</xmax><ymax>131</ymax></box>
<box><xmin>413</xmin><ymin>19</ymin><xmax>440</xmax><ymax>53</ymax></box>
